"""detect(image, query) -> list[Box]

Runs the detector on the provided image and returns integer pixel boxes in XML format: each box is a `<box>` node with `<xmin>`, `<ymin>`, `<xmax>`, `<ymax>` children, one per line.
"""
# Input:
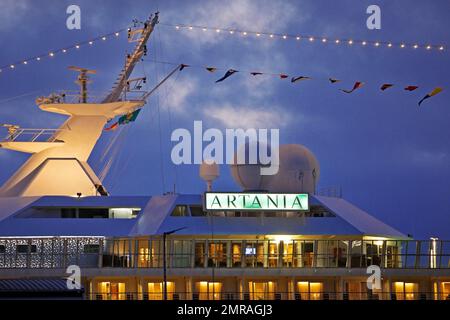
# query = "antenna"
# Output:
<box><xmin>68</xmin><ymin>66</ymin><xmax>96</xmax><ymax>103</ymax></box>
<box><xmin>200</xmin><ymin>161</ymin><xmax>220</xmax><ymax>192</ymax></box>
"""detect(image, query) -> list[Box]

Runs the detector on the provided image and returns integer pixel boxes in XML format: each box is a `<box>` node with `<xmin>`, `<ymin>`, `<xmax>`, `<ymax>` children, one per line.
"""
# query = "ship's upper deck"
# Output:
<box><xmin>0</xmin><ymin>193</ymin><xmax>407</xmax><ymax>239</ymax></box>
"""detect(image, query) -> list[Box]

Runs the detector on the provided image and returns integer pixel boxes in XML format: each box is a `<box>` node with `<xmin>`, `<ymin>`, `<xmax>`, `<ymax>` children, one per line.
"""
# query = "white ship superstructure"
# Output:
<box><xmin>0</xmin><ymin>12</ymin><xmax>449</xmax><ymax>301</ymax></box>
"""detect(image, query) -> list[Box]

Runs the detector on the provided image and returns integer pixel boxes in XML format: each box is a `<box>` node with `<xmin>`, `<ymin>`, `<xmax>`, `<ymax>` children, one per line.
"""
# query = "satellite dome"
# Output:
<box><xmin>266</xmin><ymin>144</ymin><xmax>320</xmax><ymax>193</ymax></box>
<box><xmin>230</xmin><ymin>141</ymin><xmax>274</xmax><ymax>191</ymax></box>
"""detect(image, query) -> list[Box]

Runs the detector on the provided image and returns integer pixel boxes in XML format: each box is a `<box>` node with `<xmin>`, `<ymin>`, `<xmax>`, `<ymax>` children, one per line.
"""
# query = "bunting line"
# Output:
<box><xmin>143</xmin><ymin>59</ymin><xmax>445</xmax><ymax>106</ymax></box>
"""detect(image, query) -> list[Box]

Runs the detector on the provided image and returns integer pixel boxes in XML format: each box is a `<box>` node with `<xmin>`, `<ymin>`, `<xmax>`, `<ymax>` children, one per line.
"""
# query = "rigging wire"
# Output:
<box><xmin>0</xmin><ymin>90</ymin><xmax>42</xmax><ymax>105</ymax></box>
<box><xmin>156</xmin><ymin>63</ymin><xmax>167</xmax><ymax>194</ymax></box>
<box><xmin>157</xmin><ymin>25</ymin><xmax>180</xmax><ymax>194</ymax></box>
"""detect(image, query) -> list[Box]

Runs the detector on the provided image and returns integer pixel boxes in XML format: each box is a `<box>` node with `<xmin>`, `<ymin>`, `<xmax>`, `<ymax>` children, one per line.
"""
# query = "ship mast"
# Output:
<box><xmin>103</xmin><ymin>12</ymin><xmax>159</xmax><ymax>103</ymax></box>
<box><xmin>0</xmin><ymin>12</ymin><xmax>169</xmax><ymax>198</ymax></box>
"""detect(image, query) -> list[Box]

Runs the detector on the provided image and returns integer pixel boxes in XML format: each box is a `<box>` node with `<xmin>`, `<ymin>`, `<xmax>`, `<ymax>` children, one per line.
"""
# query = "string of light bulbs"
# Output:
<box><xmin>0</xmin><ymin>27</ymin><xmax>129</xmax><ymax>74</ymax></box>
<box><xmin>159</xmin><ymin>22</ymin><xmax>446</xmax><ymax>52</ymax></box>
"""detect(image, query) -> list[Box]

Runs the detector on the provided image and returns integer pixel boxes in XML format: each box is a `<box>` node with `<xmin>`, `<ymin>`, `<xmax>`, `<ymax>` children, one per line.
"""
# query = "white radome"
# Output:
<box><xmin>230</xmin><ymin>143</ymin><xmax>320</xmax><ymax>193</ymax></box>
<box><xmin>230</xmin><ymin>141</ymin><xmax>274</xmax><ymax>191</ymax></box>
<box><xmin>267</xmin><ymin>144</ymin><xmax>320</xmax><ymax>193</ymax></box>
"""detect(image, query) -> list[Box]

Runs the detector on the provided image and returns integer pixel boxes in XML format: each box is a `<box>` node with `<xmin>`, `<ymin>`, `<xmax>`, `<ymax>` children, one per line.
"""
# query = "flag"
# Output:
<box><xmin>418</xmin><ymin>87</ymin><xmax>443</xmax><ymax>106</ymax></box>
<box><xmin>215</xmin><ymin>69</ymin><xmax>238</xmax><ymax>83</ymax></box>
<box><xmin>279</xmin><ymin>74</ymin><xmax>289</xmax><ymax>79</ymax></box>
<box><xmin>404</xmin><ymin>85</ymin><xmax>418</xmax><ymax>91</ymax></box>
<box><xmin>291</xmin><ymin>76</ymin><xmax>311</xmax><ymax>83</ymax></box>
<box><xmin>206</xmin><ymin>67</ymin><xmax>217</xmax><ymax>73</ymax></box>
<box><xmin>250</xmin><ymin>72</ymin><xmax>263</xmax><ymax>76</ymax></box>
<box><xmin>118</xmin><ymin>108</ymin><xmax>141</xmax><ymax>125</ymax></box>
<box><xmin>329</xmin><ymin>78</ymin><xmax>340</xmax><ymax>84</ymax></box>
<box><xmin>105</xmin><ymin>122</ymin><xmax>119</xmax><ymax>131</ymax></box>
<box><xmin>380</xmin><ymin>84</ymin><xmax>393</xmax><ymax>91</ymax></box>
<box><xmin>340</xmin><ymin>81</ymin><xmax>364</xmax><ymax>93</ymax></box>
<box><xmin>179</xmin><ymin>64</ymin><xmax>189</xmax><ymax>71</ymax></box>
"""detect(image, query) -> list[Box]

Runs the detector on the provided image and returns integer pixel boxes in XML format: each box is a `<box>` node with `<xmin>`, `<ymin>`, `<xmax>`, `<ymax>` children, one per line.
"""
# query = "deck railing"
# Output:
<box><xmin>87</xmin><ymin>291</ymin><xmax>450</xmax><ymax>301</ymax></box>
<box><xmin>0</xmin><ymin>238</ymin><xmax>449</xmax><ymax>269</ymax></box>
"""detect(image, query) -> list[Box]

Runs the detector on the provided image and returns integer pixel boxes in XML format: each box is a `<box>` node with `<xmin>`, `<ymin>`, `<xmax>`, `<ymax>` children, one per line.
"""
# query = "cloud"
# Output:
<box><xmin>161</xmin><ymin>77</ymin><xmax>198</xmax><ymax>114</ymax></box>
<box><xmin>204</xmin><ymin>103</ymin><xmax>292</xmax><ymax>129</ymax></box>
<box><xmin>410</xmin><ymin>149</ymin><xmax>449</xmax><ymax>167</ymax></box>
<box><xmin>0</xmin><ymin>0</ymin><xmax>29</xmax><ymax>31</ymax></box>
<box><xmin>163</xmin><ymin>0</ymin><xmax>300</xmax><ymax>46</ymax></box>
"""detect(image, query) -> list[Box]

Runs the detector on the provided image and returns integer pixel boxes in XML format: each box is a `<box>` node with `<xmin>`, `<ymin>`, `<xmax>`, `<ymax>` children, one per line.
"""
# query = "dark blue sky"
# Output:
<box><xmin>0</xmin><ymin>0</ymin><xmax>449</xmax><ymax>238</ymax></box>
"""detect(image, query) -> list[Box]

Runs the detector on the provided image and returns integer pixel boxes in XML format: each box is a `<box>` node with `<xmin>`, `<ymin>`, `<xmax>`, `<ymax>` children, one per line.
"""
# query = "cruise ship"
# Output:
<box><xmin>0</xmin><ymin>12</ymin><xmax>449</xmax><ymax>301</ymax></box>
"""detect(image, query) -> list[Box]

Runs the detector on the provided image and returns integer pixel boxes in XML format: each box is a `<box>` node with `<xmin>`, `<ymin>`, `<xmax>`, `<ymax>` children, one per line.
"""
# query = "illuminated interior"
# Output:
<box><xmin>248</xmin><ymin>281</ymin><xmax>276</xmax><ymax>300</ymax></box>
<box><xmin>197</xmin><ymin>281</ymin><xmax>222</xmax><ymax>300</ymax></box>
<box><xmin>394</xmin><ymin>282</ymin><xmax>418</xmax><ymax>300</ymax></box>
<box><xmin>99</xmin><ymin>281</ymin><xmax>126</xmax><ymax>300</ymax></box>
<box><xmin>441</xmin><ymin>282</ymin><xmax>450</xmax><ymax>300</ymax></box>
<box><xmin>297</xmin><ymin>281</ymin><xmax>323</xmax><ymax>300</ymax></box>
<box><xmin>147</xmin><ymin>282</ymin><xmax>175</xmax><ymax>300</ymax></box>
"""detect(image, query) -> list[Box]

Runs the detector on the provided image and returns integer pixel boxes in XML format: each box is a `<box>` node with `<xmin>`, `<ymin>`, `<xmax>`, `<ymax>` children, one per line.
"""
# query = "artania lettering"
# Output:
<box><xmin>204</xmin><ymin>193</ymin><xmax>309</xmax><ymax>211</ymax></box>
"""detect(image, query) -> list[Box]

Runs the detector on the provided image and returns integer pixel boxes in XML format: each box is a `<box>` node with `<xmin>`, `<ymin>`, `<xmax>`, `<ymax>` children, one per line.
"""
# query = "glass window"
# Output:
<box><xmin>147</xmin><ymin>282</ymin><xmax>175</xmax><ymax>300</ymax></box>
<box><xmin>245</xmin><ymin>242</ymin><xmax>264</xmax><ymax>267</ymax></box>
<box><xmin>268</xmin><ymin>242</ymin><xmax>278</xmax><ymax>267</ymax></box>
<box><xmin>441</xmin><ymin>282</ymin><xmax>450</xmax><ymax>300</ymax></box>
<box><xmin>282</xmin><ymin>241</ymin><xmax>294</xmax><ymax>267</ymax></box>
<box><xmin>248</xmin><ymin>281</ymin><xmax>276</xmax><ymax>300</ymax></box>
<box><xmin>208</xmin><ymin>242</ymin><xmax>227</xmax><ymax>267</ymax></box>
<box><xmin>297</xmin><ymin>281</ymin><xmax>323</xmax><ymax>300</ymax></box>
<box><xmin>393</xmin><ymin>282</ymin><xmax>418</xmax><ymax>300</ymax></box>
<box><xmin>301</xmin><ymin>241</ymin><xmax>314</xmax><ymax>267</ymax></box>
<box><xmin>171</xmin><ymin>205</ymin><xmax>188</xmax><ymax>217</ymax></box>
<box><xmin>78</xmin><ymin>208</ymin><xmax>109</xmax><ymax>219</ymax></box>
<box><xmin>61</xmin><ymin>208</ymin><xmax>77</xmax><ymax>218</ymax></box>
<box><xmin>0</xmin><ymin>245</ymin><xmax>5</xmax><ymax>254</ymax></box>
<box><xmin>231</xmin><ymin>242</ymin><xmax>242</xmax><ymax>267</ymax></box>
<box><xmin>99</xmin><ymin>282</ymin><xmax>126</xmax><ymax>300</ymax></box>
<box><xmin>172</xmin><ymin>240</ymin><xmax>191</xmax><ymax>267</ymax></box>
<box><xmin>197</xmin><ymin>281</ymin><xmax>222</xmax><ymax>300</ymax></box>
<box><xmin>195</xmin><ymin>242</ymin><xmax>205</xmax><ymax>267</ymax></box>
<box><xmin>190</xmin><ymin>206</ymin><xmax>205</xmax><ymax>216</ymax></box>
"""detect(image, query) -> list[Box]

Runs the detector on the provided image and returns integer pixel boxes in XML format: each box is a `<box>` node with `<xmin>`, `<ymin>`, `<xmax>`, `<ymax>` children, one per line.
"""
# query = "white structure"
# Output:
<box><xmin>0</xmin><ymin>13</ymin><xmax>160</xmax><ymax>198</ymax></box>
<box><xmin>199</xmin><ymin>161</ymin><xmax>220</xmax><ymax>191</ymax></box>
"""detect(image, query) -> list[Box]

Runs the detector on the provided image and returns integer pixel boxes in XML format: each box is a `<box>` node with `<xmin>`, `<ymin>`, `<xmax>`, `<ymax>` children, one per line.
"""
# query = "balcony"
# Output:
<box><xmin>0</xmin><ymin>237</ymin><xmax>449</xmax><ymax>270</ymax></box>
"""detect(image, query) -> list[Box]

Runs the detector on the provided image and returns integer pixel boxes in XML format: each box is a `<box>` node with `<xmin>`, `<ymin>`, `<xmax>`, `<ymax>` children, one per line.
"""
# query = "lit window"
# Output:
<box><xmin>99</xmin><ymin>282</ymin><xmax>126</xmax><ymax>300</ymax></box>
<box><xmin>197</xmin><ymin>281</ymin><xmax>222</xmax><ymax>300</ymax></box>
<box><xmin>297</xmin><ymin>281</ymin><xmax>323</xmax><ymax>300</ymax></box>
<box><xmin>248</xmin><ymin>281</ymin><xmax>276</xmax><ymax>300</ymax></box>
<box><xmin>147</xmin><ymin>282</ymin><xmax>175</xmax><ymax>300</ymax></box>
<box><xmin>171</xmin><ymin>205</ymin><xmax>188</xmax><ymax>216</ymax></box>
<box><xmin>394</xmin><ymin>282</ymin><xmax>418</xmax><ymax>300</ymax></box>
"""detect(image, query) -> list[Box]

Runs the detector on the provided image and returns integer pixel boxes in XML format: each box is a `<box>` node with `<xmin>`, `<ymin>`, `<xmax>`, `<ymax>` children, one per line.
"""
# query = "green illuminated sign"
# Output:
<box><xmin>204</xmin><ymin>192</ymin><xmax>309</xmax><ymax>211</ymax></box>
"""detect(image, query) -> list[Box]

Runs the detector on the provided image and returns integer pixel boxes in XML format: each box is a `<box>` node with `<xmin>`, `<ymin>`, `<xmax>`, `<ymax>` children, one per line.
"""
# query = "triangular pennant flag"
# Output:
<box><xmin>206</xmin><ymin>67</ymin><xmax>217</xmax><ymax>73</ymax></box>
<box><xmin>215</xmin><ymin>69</ymin><xmax>238</xmax><ymax>83</ymax></box>
<box><xmin>118</xmin><ymin>108</ymin><xmax>141</xmax><ymax>125</ymax></box>
<box><xmin>329</xmin><ymin>78</ymin><xmax>340</xmax><ymax>84</ymax></box>
<box><xmin>291</xmin><ymin>76</ymin><xmax>311</xmax><ymax>83</ymax></box>
<box><xmin>404</xmin><ymin>85</ymin><xmax>419</xmax><ymax>91</ymax></box>
<box><xmin>250</xmin><ymin>72</ymin><xmax>263</xmax><ymax>76</ymax></box>
<box><xmin>279</xmin><ymin>74</ymin><xmax>289</xmax><ymax>79</ymax></box>
<box><xmin>179</xmin><ymin>64</ymin><xmax>189</xmax><ymax>71</ymax></box>
<box><xmin>340</xmin><ymin>81</ymin><xmax>364</xmax><ymax>94</ymax></box>
<box><xmin>380</xmin><ymin>84</ymin><xmax>394</xmax><ymax>91</ymax></box>
<box><xmin>418</xmin><ymin>87</ymin><xmax>443</xmax><ymax>106</ymax></box>
<box><xmin>105</xmin><ymin>122</ymin><xmax>119</xmax><ymax>131</ymax></box>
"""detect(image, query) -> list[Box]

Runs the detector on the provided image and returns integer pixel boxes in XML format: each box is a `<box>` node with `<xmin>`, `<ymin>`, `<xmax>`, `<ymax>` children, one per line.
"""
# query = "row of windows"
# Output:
<box><xmin>171</xmin><ymin>205</ymin><xmax>335</xmax><ymax>217</ymax></box>
<box><xmin>16</xmin><ymin>207</ymin><xmax>141</xmax><ymax>219</ymax></box>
